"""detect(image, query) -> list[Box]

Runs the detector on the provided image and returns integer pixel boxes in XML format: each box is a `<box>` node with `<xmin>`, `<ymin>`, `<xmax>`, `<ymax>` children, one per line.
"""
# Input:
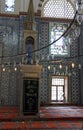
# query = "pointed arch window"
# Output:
<box><xmin>42</xmin><ymin>0</ymin><xmax>75</xmax><ymax>19</ymax></box>
<box><xmin>5</xmin><ymin>0</ymin><xmax>15</xmax><ymax>12</ymax></box>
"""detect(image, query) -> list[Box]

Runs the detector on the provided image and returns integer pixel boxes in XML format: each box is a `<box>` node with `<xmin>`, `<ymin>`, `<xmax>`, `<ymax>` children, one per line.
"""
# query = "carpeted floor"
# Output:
<box><xmin>0</xmin><ymin>121</ymin><xmax>82</xmax><ymax>129</ymax></box>
<box><xmin>40</xmin><ymin>106</ymin><xmax>83</xmax><ymax>120</ymax></box>
<box><xmin>0</xmin><ymin>105</ymin><xmax>83</xmax><ymax>129</ymax></box>
<box><xmin>0</xmin><ymin>106</ymin><xmax>83</xmax><ymax>120</ymax></box>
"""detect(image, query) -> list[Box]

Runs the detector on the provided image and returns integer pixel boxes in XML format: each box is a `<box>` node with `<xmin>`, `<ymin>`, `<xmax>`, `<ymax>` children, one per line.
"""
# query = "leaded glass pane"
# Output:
<box><xmin>51</xmin><ymin>86</ymin><xmax>56</xmax><ymax>100</ymax></box>
<box><xmin>52</xmin><ymin>78</ymin><xmax>64</xmax><ymax>85</ymax></box>
<box><xmin>5</xmin><ymin>0</ymin><xmax>15</xmax><ymax>12</ymax></box>
<box><xmin>42</xmin><ymin>0</ymin><xmax>75</xmax><ymax>19</ymax></box>
<box><xmin>50</xmin><ymin>23</ymin><xmax>70</xmax><ymax>56</ymax></box>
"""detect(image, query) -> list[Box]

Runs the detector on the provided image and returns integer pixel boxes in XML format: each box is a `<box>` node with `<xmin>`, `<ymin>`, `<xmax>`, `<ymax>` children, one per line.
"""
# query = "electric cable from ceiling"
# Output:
<box><xmin>0</xmin><ymin>10</ymin><xmax>78</xmax><ymax>59</ymax></box>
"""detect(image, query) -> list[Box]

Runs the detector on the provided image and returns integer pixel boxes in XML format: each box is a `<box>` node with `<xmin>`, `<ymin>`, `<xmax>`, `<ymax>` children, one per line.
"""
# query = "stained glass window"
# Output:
<box><xmin>5</xmin><ymin>0</ymin><xmax>15</xmax><ymax>12</ymax></box>
<box><xmin>50</xmin><ymin>23</ymin><xmax>70</xmax><ymax>56</ymax></box>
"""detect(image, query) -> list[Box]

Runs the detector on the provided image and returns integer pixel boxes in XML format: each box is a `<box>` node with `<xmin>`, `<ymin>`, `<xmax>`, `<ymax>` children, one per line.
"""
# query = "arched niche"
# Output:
<box><xmin>25</xmin><ymin>36</ymin><xmax>35</xmax><ymax>64</ymax></box>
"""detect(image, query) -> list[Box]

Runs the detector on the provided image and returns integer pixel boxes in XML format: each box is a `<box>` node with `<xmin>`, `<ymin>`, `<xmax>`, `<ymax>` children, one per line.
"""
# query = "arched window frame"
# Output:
<box><xmin>41</xmin><ymin>0</ymin><xmax>75</xmax><ymax>19</ymax></box>
<box><xmin>41</xmin><ymin>0</ymin><xmax>76</xmax><ymax>56</ymax></box>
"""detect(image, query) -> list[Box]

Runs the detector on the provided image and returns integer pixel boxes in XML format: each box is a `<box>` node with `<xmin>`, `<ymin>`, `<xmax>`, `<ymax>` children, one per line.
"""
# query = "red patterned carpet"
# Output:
<box><xmin>0</xmin><ymin>105</ymin><xmax>83</xmax><ymax>129</ymax></box>
<box><xmin>40</xmin><ymin>106</ymin><xmax>83</xmax><ymax>120</ymax></box>
<box><xmin>0</xmin><ymin>121</ymin><xmax>82</xmax><ymax>129</ymax></box>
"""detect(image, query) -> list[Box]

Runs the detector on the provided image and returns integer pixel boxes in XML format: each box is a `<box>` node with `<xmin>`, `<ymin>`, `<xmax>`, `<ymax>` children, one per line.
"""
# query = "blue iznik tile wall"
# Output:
<box><xmin>38</xmin><ymin>21</ymin><xmax>49</xmax><ymax>104</ymax></box>
<box><xmin>38</xmin><ymin>19</ymin><xmax>82</xmax><ymax>105</ymax></box>
<box><xmin>0</xmin><ymin>16</ymin><xmax>20</xmax><ymax>105</ymax></box>
<box><xmin>0</xmin><ymin>15</ymin><xmax>83</xmax><ymax>106</ymax></box>
<box><xmin>69</xmin><ymin>41</ymin><xmax>80</xmax><ymax>104</ymax></box>
<box><xmin>78</xmin><ymin>23</ymin><xmax>83</xmax><ymax>105</ymax></box>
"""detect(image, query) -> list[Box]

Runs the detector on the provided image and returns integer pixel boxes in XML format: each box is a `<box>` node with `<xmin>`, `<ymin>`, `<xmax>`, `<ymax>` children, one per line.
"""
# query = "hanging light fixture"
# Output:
<box><xmin>59</xmin><ymin>64</ymin><xmax>62</xmax><ymax>69</ymax></box>
<box><xmin>14</xmin><ymin>67</ymin><xmax>17</xmax><ymax>71</ymax></box>
<box><xmin>53</xmin><ymin>67</ymin><xmax>56</xmax><ymax>74</ymax></box>
<box><xmin>71</xmin><ymin>62</ymin><xmax>75</xmax><ymax>68</ymax></box>
<box><xmin>78</xmin><ymin>63</ymin><xmax>82</xmax><ymax>69</ymax></box>
<box><xmin>48</xmin><ymin>65</ymin><xmax>51</xmax><ymax>70</ymax></box>
<box><xmin>2</xmin><ymin>64</ymin><xmax>6</xmax><ymax>72</ymax></box>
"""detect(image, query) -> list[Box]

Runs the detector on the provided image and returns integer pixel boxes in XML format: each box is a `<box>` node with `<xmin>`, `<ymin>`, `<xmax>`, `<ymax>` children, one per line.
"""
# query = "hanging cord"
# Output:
<box><xmin>32</xmin><ymin>11</ymin><xmax>78</xmax><ymax>53</ymax></box>
<box><xmin>1</xmin><ymin>11</ymin><xmax>77</xmax><ymax>59</ymax></box>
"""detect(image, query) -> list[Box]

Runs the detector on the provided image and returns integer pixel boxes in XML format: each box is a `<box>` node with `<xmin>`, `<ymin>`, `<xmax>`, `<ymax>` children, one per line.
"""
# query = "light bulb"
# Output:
<box><xmin>3</xmin><ymin>68</ymin><xmax>5</xmax><ymax>72</ymax></box>
<box><xmin>48</xmin><ymin>66</ymin><xmax>50</xmax><ymax>70</ymax></box>
<box><xmin>78</xmin><ymin>64</ymin><xmax>81</xmax><ymax>69</ymax></box>
<box><xmin>71</xmin><ymin>63</ymin><xmax>75</xmax><ymax>68</ymax></box>
<box><xmin>59</xmin><ymin>64</ymin><xmax>62</xmax><ymax>69</ymax></box>
<box><xmin>14</xmin><ymin>67</ymin><xmax>17</xmax><ymax>71</ymax></box>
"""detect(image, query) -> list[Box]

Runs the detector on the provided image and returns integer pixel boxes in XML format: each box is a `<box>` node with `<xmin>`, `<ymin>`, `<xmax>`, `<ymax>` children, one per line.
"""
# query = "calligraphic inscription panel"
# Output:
<box><xmin>23</xmin><ymin>78</ymin><xmax>39</xmax><ymax>115</ymax></box>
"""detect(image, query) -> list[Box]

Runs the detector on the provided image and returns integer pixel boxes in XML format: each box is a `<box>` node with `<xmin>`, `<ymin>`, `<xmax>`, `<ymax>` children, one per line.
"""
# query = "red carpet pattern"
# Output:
<box><xmin>0</xmin><ymin>106</ymin><xmax>83</xmax><ymax>120</ymax></box>
<box><xmin>0</xmin><ymin>121</ymin><xmax>82</xmax><ymax>129</ymax></box>
<box><xmin>40</xmin><ymin>106</ymin><xmax>83</xmax><ymax>119</ymax></box>
<box><xmin>0</xmin><ymin>106</ymin><xmax>83</xmax><ymax>129</ymax></box>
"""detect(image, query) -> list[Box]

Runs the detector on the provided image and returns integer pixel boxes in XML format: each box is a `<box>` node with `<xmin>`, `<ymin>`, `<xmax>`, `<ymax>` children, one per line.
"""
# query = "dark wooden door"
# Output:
<box><xmin>23</xmin><ymin>78</ymin><xmax>39</xmax><ymax>115</ymax></box>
